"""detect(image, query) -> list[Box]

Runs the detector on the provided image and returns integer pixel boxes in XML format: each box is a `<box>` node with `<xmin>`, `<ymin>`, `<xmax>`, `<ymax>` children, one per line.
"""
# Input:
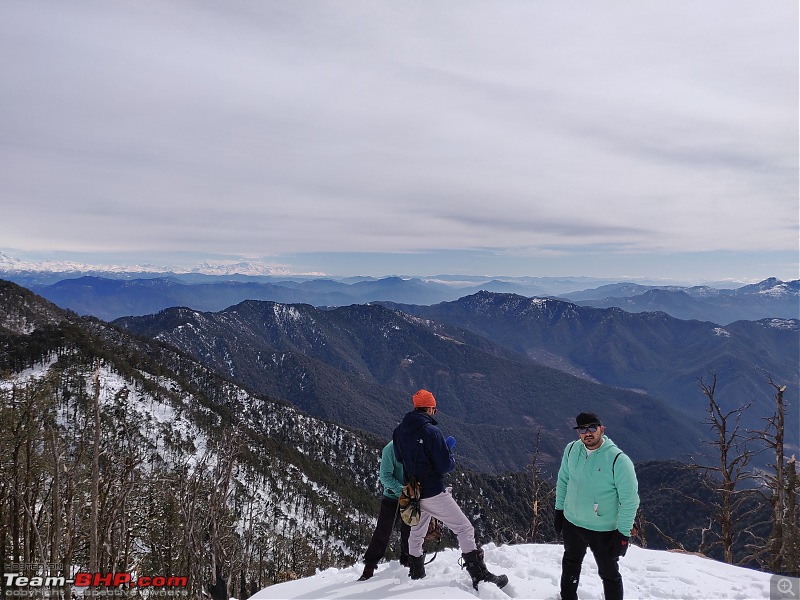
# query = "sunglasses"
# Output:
<box><xmin>576</xmin><ymin>425</ymin><xmax>599</xmax><ymax>434</ymax></box>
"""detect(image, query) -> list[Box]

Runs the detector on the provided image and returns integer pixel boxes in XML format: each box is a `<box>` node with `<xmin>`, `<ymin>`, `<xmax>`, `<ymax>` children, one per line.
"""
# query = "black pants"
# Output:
<box><xmin>363</xmin><ymin>495</ymin><xmax>411</xmax><ymax>567</ymax></box>
<box><xmin>560</xmin><ymin>519</ymin><xmax>623</xmax><ymax>600</ymax></box>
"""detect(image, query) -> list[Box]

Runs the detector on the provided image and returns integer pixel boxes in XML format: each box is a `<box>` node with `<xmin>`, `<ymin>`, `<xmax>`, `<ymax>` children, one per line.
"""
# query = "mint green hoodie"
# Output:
<box><xmin>555</xmin><ymin>435</ymin><xmax>639</xmax><ymax>535</ymax></box>
<box><xmin>379</xmin><ymin>441</ymin><xmax>404</xmax><ymax>500</ymax></box>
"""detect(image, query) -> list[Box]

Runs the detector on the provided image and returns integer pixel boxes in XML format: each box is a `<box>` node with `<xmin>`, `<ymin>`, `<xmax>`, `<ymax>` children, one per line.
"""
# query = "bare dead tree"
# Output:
<box><xmin>689</xmin><ymin>372</ymin><xmax>758</xmax><ymax>564</ymax></box>
<box><xmin>89</xmin><ymin>361</ymin><xmax>101</xmax><ymax>573</ymax></box>
<box><xmin>177</xmin><ymin>432</ymin><xmax>241</xmax><ymax>600</ymax></box>
<box><xmin>95</xmin><ymin>385</ymin><xmax>147</xmax><ymax>573</ymax></box>
<box><xmin>48</xmin><ymin>427</ymin><xmax>62</xmax><ymax>574</ymax></box>
<box><xmin>57</xmin><ymin>374</ymin><xmax>92</xmax><ymax>600</ymax></box>
<box><xmin>749</xmin><ymin>376</ymin><xmax>797</xmax><ymax>575</ymax></box>
<box><xmin>647</xmin><ymin>519</ymin><xmax>689</xmax><ymax>553</ymax></box>
<box><xmin>528</xmin><ymin>428</ymin><xmax>544</xmax><ymax>542</ymax></box>
<box><xmin>634</xmin><ymin>506</ymin><xmax>648</xmax><ymax>549</ymax></box>
<box><xmin>179</xmin><ymin>452</ymin><xmax>210</xmax><ymax>597</ymax></box>
<box><xmin>209</xmin><ymin>435</ymin><xmax>240</xmax><ymax>600</ymax></box>
<box><xmin>786</xmin><ymin>456</ymin><xmax>800</xmax><ymax>576</ymax></box>
<box><xmin>0</xmin><ymin>381</ymin><xmax>56</xmax><ymax>600</ymax></box>
<box><xmin>0</xmin><ymin>472</ymin><xmax>50</xmax><ymax>600</ymax></box>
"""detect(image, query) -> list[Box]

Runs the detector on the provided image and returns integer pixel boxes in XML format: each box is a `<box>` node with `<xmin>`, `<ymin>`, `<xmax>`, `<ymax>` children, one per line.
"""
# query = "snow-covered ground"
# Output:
<box><xmin>250</xmin><ymin>543</ymin><xmax>783</xmax><ymax>600</ymax></box>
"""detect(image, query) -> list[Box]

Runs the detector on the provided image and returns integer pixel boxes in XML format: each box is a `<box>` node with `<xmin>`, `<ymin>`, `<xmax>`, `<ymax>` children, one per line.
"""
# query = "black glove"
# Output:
<box><xmin>609</xmin><ymin>530</ymin><xmax>629</xmax><ymax>558</ymax></box>
<box><xmin>554</xmin><ymin>509</ymin><xmax>564</xmax><ymax>534</ymax></box>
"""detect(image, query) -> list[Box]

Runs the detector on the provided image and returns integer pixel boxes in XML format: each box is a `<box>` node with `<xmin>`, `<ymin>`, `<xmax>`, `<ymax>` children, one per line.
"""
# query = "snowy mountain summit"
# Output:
<box><xmin>0</xmin><ymin>251</ymin><xmax>311</xmax><ymax>277</ymax></box>
<box><xmin>750</xmin><ymin>278</ymin><xmax>800</xmax><ymax>298</ymax></box>
<box><xmin>249</xmin><ymin>543</ymin><xmax>777</xmax><ymax>600</ymax></box>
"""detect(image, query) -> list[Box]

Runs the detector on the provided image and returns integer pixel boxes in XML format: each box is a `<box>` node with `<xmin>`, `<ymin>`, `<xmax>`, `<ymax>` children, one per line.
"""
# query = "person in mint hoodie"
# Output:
<box><xmin>358</xmin><ymin>440</ymin><xmax>411</xmax><ymax>581</ymax></box>
<box><xmin>554</xmin><ymin>412</ymin><xmax>640</xmax><ymax>600</ymax></box>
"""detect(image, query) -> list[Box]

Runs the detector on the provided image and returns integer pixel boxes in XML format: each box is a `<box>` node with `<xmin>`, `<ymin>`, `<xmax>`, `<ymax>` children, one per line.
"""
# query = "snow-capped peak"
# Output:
<box><xmin>0</xmin><ymin>251</ymin><xmax>324</xmax><ymax>277</ymax></box>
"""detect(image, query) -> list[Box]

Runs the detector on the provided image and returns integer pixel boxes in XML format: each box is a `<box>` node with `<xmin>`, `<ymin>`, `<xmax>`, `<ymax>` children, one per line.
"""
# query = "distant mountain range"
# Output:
<box><xmin>2</xmin><ymin>265</ymin><xmax>796</xmax><ymax>324</ymax></box>
<box><xmin>566</xmin><ymin>278</ymin><xmax>799</xmax><ymax>323</ymax></box>
<box><xmin>0</xmin><ymin>251</ymin><xmax>618</xmax><ymax>293</ymax></box>
<box><xmin>26</xmin><ymin>275</ymin><xmax>502</xmax><ymax>319</ymax></box>
<box><xmin>7</xmin><ymin>274</ymin><xmax>604</xmax><ymax>321</ymax></box>
<box><xmin>0</xmin><ymin>250</ymin><xmax>301</xmax><ymax>277</ymax></box>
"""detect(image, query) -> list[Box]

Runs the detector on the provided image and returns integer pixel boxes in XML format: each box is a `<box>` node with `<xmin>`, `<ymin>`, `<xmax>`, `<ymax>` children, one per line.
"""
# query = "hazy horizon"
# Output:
<box><xmin>1</xmin><ymin>2</ymin><xmax>797</xmax><ymax>283</ymax></box>
<box><xmin>0</xmin><ymin>248</ymin><xmax>792</xmax><ymax>287</ymax></box>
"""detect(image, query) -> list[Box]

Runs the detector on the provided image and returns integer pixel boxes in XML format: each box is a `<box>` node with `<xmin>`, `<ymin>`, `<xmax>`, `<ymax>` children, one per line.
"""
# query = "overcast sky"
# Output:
<box><xmin>0</xmin><ymin>1</ymin><xmax>797</xmax><ymax>282</ymax></box>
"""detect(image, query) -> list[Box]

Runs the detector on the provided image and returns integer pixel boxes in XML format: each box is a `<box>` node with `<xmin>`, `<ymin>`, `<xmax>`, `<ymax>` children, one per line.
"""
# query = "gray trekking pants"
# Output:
<box><xmin>409</xmin><ymin>487</ymin><xmax>477</xmax><ymax>557</ymax></box>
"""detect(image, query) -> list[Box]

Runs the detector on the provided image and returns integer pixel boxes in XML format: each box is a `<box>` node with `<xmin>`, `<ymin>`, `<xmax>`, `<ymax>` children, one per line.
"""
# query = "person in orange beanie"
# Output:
<box><xmin>392</xmin><ymin>389</ymin><xmax>507</xmax><ymax>590</ymax></box>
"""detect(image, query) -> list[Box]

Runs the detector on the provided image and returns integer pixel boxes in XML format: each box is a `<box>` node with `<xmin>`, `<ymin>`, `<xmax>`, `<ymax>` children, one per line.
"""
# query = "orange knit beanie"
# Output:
<box><xmin>412</xmin><ymin>389</ymin><xmax>436</xmax><ymax>408</ymax></box>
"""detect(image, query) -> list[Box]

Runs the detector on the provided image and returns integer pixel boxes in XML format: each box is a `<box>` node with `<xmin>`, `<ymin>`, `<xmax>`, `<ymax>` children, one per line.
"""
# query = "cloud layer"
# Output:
<box><xmin>0</xmin><ymin>1</ymin><xmax>797</xmax><ymax>277</ymax></box>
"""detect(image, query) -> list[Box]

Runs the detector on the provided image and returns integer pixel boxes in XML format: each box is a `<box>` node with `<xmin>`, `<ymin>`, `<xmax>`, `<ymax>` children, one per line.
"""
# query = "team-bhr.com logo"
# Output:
<box><xmin>5</xmin><ymin>571</ymin><xmax>188</xmax><ymax>589</ymax></box>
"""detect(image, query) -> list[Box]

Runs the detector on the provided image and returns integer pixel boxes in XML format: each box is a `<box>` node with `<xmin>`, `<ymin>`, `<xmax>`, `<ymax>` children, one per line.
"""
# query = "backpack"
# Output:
<box><xmin>398</xmin><ymin>423</ymin><xmax>431</xmax><ymax>527</ymax></box>
<box><xmin>399</xmin><ymin>479</ymin><xmax>421</xmax><ymax>526</ymax></box>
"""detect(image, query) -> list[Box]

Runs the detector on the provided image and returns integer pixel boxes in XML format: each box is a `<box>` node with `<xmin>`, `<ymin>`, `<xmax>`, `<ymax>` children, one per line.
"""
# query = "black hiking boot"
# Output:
<box><xmin>357</xmin><ymin>564</ymin><xmax>376</xmax><ymax>581</ymax></box>
<box><xmin>461</xmin><ymin>548</ymin><xmax>508</xmax><ymax>590</ymax></box>
<box><xmin>408</xmin><ymin>554</ymin><xmax>426</xmax><ymax>580</ymax></box>
<box><xmin>399</xmin><ymin>552</ymin><xmax>410</xmax><ymax>567</ymax></box>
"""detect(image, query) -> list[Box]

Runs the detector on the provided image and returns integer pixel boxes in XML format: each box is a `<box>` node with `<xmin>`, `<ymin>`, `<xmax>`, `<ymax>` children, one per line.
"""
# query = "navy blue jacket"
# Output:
<box><xmin>392</xmin><ymin>410</ymin><xmax>455</xmax><ymax>499</ymax></box>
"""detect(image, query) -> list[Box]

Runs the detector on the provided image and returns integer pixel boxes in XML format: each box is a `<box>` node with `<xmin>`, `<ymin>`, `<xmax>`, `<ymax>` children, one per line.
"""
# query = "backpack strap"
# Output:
<box><xmin>566</xmin><ymin>439</ymin><xmax>580</xmax><ymax>462</ymax></box>
<box><xmin>407</xmin><ymin>435</ymin><xmax>423</xmax><ymax>484</ymax></box>
<box><xmin>612</xmin><ymin>451</ymin><xmax>623</xmax><ymax>476</ymax></box>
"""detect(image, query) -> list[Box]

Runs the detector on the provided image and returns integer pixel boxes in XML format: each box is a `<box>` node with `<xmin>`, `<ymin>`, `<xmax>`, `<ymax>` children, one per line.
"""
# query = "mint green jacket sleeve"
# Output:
<box><xmin>613</xmin><ymin>452</ymin><xmax>640</xmax><ymax>536</ymax></box>
<box><xmin>380</xmin><ymin>442</ymin><xmax>404</xmax><ymax>499</ymax></box>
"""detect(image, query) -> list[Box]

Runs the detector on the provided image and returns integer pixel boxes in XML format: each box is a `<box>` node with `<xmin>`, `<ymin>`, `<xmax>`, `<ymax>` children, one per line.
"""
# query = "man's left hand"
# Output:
<box><xmin>609</xmin><ymin>530</ymin><xmax>629</xmax><ymax>558</ymax></box>
<box><xmin>554</xmin><ymin>509</ymin><xmax>564</xmax><ymax>534</ymax></box>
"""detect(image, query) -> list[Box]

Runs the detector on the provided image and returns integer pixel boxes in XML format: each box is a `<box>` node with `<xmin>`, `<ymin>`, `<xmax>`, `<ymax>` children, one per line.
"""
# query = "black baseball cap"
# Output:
<box><xmin>573</xmin><ymin>412</ymin><xmax>602</xmax><ymax>429</ymax></box>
